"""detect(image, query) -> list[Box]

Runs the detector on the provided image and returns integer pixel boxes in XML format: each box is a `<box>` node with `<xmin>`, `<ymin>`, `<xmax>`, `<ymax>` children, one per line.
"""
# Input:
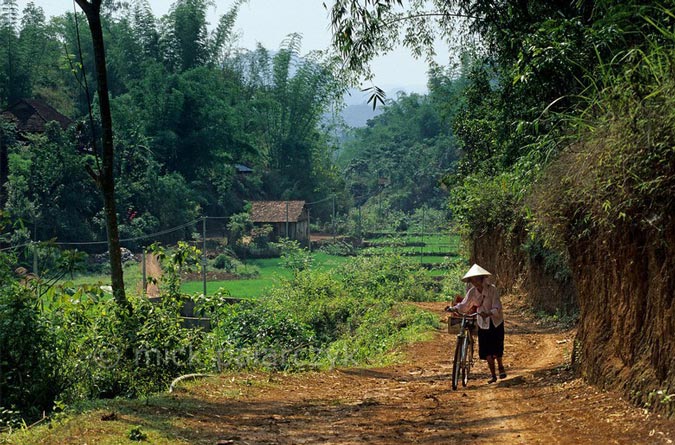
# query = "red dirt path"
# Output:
<box><xmin>22</xmin><ymin>295</ymin><xmax>674</xmax><ymax>444</ymax></box>
<box><xmin>167</xmin><ymin>297</ymin><xmax>674</xmax><ymax>444</ymax></box>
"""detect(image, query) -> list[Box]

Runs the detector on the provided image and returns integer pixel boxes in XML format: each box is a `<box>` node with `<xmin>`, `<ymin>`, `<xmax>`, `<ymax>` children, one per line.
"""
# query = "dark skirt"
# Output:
<box><xmin>477</xmin><ymin>319</ymin><xmax>504</xmax><ymax>359</ymax></box>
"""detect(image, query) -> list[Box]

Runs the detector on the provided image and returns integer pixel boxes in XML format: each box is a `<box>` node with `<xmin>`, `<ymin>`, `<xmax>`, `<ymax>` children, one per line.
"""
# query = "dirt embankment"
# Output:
<box><xmin>568</xmin><ymin>221</ymin><xmax>675</xmax><ymax>418</ymax></box>
<box><xmin>472</xmin><ymin>221</ymin><xmax>675</xmax><ymax>419</ymax></box>
<box><xmin>471</xmin><ymin>229</ymin><xmax>577</xmax><ymax>313</ymax></box>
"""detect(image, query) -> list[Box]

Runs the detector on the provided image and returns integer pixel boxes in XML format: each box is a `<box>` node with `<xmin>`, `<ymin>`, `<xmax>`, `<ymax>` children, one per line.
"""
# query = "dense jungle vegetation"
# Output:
<box><xmin>1</xmin><ymin>0</ymin><xmax>675</xmax><ymax>430</ymax></box>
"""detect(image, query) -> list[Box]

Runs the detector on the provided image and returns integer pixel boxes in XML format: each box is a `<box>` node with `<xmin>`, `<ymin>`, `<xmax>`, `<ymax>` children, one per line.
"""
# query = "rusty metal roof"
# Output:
<box><xmin>1</xmin><ymin>99</ymin><xmax>72</xmax><ymax>133</ymax></box>
<box><xmin>250</xmin><ymin>201</ymin><xmax>306</xmax><ymax>223</ymax></box>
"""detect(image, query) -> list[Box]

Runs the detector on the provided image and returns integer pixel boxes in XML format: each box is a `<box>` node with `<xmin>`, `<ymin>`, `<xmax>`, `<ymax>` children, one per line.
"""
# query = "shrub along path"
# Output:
<box><xmin>10</xmin><ymin>297</ymin><xmax>674</xmax><ymax>444</ymax></box>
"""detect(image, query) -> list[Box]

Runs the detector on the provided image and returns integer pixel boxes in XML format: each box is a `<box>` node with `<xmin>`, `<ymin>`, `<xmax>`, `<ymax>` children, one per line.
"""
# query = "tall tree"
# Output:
<box><xmin>0</xmin><ymin>0</ymin><xmax>20</xmax><ymax>104</ymax></box>
<box><xmin>73</xmin><ymin>0</ymin><xmax>128</xmax><ymax>310</ymax></box>
<box><xmin>159</xmin><ymin>0</ymin><xmax>242</xmax><ymax>72</ymax></box>
<box><xmin>243</xmin><ymin>36</ymin><xmax>342</xmax><ymax>199</ymax></box>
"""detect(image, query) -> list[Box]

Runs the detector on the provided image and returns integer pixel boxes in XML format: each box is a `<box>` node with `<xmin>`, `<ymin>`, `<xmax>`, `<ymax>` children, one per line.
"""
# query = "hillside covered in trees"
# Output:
<box><xmin>0</xmin><ymin>0</ymin><xmax>348</xmax><ymax>246</ymax></box>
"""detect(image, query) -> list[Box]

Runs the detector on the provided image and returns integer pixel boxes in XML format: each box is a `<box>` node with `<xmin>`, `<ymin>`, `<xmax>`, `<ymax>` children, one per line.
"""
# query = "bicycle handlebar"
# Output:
<box><xmin>455</xmin><ymin>313</ymin><xmax>478</xmax><ymax>318</ymax></box>
<box><xmin>444</xmin><ymin>307</ymin><xmax>479</xmax><ymax>318</ymax></box>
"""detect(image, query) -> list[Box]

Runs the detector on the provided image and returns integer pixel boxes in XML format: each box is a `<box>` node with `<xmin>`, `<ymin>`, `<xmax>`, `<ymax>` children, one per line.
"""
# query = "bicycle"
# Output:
<box><xmin>446</xmin><ymin>311</ymin><xmax>478</xmax><ymax>390</ymax></box>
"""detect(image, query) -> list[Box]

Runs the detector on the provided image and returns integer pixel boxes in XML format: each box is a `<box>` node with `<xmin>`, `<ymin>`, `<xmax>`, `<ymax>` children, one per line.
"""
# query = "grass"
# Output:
<box><xmin>367</xmin><ymin>234</ymin><xmax>460</xmax><ymax>247</ymax></box>
<box><xmin>182</xmin><ymin>236</ymin><xmax>461</xmax><ymax>298</ymax></box>
<box><xmin>181</xmin><ymin>252</ymin><xmax>353</xmax><ymax>298</ymax></box>
<box><xmin>2</xmin><ymin>388</ymin><xmax>213</xmax><ymax>445</ymax></box>
<box><xmin>55</xmin><ymin>261</ymin><xmax>145</xmax><ymax>293</ymax></box>
<box><xmin>53</xmin><ymin>234</ymin><xmax>461</xmax><ymax>299</ymax></box>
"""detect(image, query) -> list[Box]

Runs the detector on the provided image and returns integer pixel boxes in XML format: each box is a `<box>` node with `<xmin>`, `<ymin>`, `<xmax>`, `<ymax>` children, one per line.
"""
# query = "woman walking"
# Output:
<box><xmin>447</xmin><ymin>264</ymin><xmax>506</xmax><ymax>383</ymax></box>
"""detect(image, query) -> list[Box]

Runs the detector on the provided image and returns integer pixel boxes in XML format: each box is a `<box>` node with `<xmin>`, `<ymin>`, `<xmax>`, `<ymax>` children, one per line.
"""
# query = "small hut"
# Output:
<box><xmin>250</xmin><ymin>200</ymin><xmax>309</xmax><ymax>245</ymax></box>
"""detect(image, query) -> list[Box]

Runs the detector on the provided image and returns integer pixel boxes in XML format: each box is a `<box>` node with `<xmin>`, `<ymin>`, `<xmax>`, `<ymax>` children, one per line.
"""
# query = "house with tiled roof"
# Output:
<box><xmin>249</xmin><ymin>200</ymin><xmax>309</xmax><ymax>244</ymax></box>
<box><xmin>1</xmin><ymin>99</ymin><xmax>74</xmax><ymax>207</ymax></box>
<box><xmin>1</xmin><ymin>99</ymin><xmax>72</xmax><ymax>134</ymax></box>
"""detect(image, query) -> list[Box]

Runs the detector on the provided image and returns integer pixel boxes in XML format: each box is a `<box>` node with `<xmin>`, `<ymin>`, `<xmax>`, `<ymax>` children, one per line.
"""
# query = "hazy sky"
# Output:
<box><xmin>15</xmin><ymin>0</ymin><xmax>452</xmax><ymax>97</ymax></box>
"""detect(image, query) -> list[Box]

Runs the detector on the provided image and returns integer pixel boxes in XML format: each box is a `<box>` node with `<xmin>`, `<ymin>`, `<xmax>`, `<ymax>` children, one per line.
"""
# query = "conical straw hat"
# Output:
<box><xmin>461</xmin><ymin>264</ymin><xmax>492</xmax><ymax>282</ymax></box>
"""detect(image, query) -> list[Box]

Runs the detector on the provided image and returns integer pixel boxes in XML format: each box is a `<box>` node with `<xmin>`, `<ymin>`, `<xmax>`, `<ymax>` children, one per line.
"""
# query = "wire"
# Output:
<box><xmin>0</xmin><ymin>204</ymin><xmax>332</xmax><ymax>252</ymax></box>
<box><xmin>0</xmin><ymin>242</ymin><xmax>33</xmax><ymax>252</ymax></box>
<box><xmin>305</xmin><ymin>195</ymin><xmax>335</xmax><ymax>206</ymax></box>
<box><xmin>0</xmin><ymin>217</ymin><xmax>204</xmax><ymax>252</ymax></box>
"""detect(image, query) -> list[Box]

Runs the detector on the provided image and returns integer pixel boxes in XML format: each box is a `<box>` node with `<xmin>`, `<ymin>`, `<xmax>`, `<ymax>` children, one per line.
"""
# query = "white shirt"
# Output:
<box><xmin>453</xmin><ymin>283</ymin><xmax>503</xmax><ymax>330</ymax></box>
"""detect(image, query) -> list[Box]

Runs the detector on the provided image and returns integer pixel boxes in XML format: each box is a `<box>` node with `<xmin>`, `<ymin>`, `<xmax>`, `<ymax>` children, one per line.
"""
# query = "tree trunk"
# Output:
<box><xmin>75</xmin><ymin>0</ymin><xmax>128</xmax><ymax>310</ymax></box>
<box><xmin>0</xmin><ymin>127</ymin><xmax>7</xmax><ymax>210</ymax></box>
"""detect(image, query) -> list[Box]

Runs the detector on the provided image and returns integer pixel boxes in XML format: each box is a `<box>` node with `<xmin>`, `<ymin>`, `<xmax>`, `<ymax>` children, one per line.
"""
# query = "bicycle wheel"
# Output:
<box><xmin>461</xmin><ymin>335</ymin><xmax>472</xmax><ymax>387</ymax></box>
<box><xmin>452</xmin><ymin>336</ymin><xmax>462</xmax><ymax>390</ymax></box>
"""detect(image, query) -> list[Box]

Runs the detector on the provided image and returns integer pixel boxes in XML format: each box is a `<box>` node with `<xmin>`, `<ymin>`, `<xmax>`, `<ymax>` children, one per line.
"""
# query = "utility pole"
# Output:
<box><xmin>307</xmin><ymin>207</ymin><xmax>311</xmax><ymax>251</ymax></box>
<box><xmin>202</xmin><ymin>216</ymin><xmax>207</xmax><ymax>297</ymax></box>
<box><xmin>358</xmin><ymin>205</ymin><xmax>362</xmax><ymax>244</ymax></box>
<box><xmin>285</xmin><ymin>201</ymin><xmax>290</xmax><ymax>238</ymax></box>
<box><xmin>332</xmin><ymin>195</ymin><xmax>336</xmax><ymax>241</ymax></box>
<box><xmin>142</xmin><ymin>249</ymin><xmax>147</xmax><ymax>296</ymax></box>
<box><xmin>0</xmin><ymin>125</ymin><xmax>7</xmax><ymax>210</ymax></box>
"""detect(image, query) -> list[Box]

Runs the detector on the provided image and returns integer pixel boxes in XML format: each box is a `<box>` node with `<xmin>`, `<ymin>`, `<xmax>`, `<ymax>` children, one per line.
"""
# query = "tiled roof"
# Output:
<box><xmin>1</xmin><ymin>99</ymin><xmax>72</xmax><ymax>133</ymax></box>
<box><xmin>250</xmin><ymin>201</ymin><xmax>306</xmax><ymax>223</ymax></box>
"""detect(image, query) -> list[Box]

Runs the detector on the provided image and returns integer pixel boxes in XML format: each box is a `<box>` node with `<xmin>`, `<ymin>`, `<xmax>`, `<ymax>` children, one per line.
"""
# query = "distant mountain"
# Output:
<box><xmin>339</xmin><ymin>85</ymin><xmax>427</xmax><ymax>127</ymax></box>
<box><xmin>341</xmin><ymin>104</ymin><xmax>383</xmax><ymax>128</ymax></box>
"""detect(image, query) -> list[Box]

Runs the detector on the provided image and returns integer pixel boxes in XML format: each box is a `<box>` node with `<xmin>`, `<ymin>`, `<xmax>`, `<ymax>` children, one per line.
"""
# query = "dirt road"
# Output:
<box><xmin>168</xmin><ymin>297</ymin><xmax>674</xmax><ymax>444</ymax></box>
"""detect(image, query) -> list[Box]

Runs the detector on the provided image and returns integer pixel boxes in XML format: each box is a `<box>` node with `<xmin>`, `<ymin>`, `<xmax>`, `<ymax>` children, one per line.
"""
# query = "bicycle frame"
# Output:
<box><xmin>450</xmin><ymin>313</ymin><xmax>477</xmax><ymax>390</ymax></box>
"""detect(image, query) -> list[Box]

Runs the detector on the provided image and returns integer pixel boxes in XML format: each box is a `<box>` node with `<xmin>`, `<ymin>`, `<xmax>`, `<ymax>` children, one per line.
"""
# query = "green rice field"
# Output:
<box><xmin>181</xmin><ymin>235</ymin><xmax>462</xmax><ymax>298</ymax></box>
<box><xmin>181</xmin><ymin>252</ymin><xmax>353</xmax><ymax>298</ymax></box>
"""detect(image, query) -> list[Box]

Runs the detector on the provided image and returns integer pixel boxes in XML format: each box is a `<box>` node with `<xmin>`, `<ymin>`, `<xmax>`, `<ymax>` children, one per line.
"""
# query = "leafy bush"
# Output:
<box><xmin>251</xmin><ymin>224</ymin><xmax>273</xmax><ymax>248</ymax></box>
<box><xmin>207</xmin><ymin>301</ymin><xmax>316</xmax><ymax>371</ymax></box>
<box><xmin>324</xmin><ymin>303</ymin><xmax>437</xmax><ymax>366</ymax></box>
<box><xmin>50</xmin><ymin>292</ymin><xmax>204</xmax><ymax>401</ymax></box>
<box><xmin>213</xmin><ymin>253</ymin><xmax>238</xmax><ymax>271</ymax></box>
<box><xmin>319</xmin><ymin>240</ymin><xmax>356</xmax><ymax>256</ymax></box>
<box><xmin>338</xmin><ymin>254</ymin><xmax>435</xmax><ymax>302</ymax></box>
<box><xmin>206</xmin><ymin>253</ymin><xmax>439</xmax><ymax>371</ymax></box>
<box><xmin>0</xmin><ymin>244</ymin><xmax>441</xmax><ymax>424</ymax></box>
<box><xmin>0</xmin><ymin>285</ymin><xmax>59</xmax><ymax>424</ymax></box>
<box><xmin>273</xmin><ymin>238</ymin><xmax>313</xmax><ymax>273</ymax></box>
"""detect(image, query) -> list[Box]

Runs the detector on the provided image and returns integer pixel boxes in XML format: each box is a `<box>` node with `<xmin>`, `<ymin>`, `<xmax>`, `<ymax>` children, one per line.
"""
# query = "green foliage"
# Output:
<box><xmin>440</xmin><ymin>259</ymin><xmax>471</xmax><ymax>298</ymax></box>
<box><xmin>207</xmin><ymin>253</ymin><xmax>438</xmax><ymax>371</ymax></box>
<box><xmin>209</xmin><ymin>301</ymin><xmax>316</xmax><ymax>371</ymax></box>
<box><xmin>0</xmin><ymin>237</ymin><xmax>443</xmax><ymax>424</ymax></box>
<box><xmin>5</xmin><ymin>124</ymin><xmax>99</xmax><ymax>242</ymax></box>
<box><xmin>149</xmin><ymin>241</ymin><xmax>201</xmax><ymax>298</ymax></box>
<box><xmin>340</xmin><ymin>92</ymin><xmax>459</xmax><ymax>215</ymax></box>
<box><xmin>338</xmin><ymin>253</ymin><xmax>435</xmax><ymax>302</ymax></box>
<box><xmin>46</xmin><ymin>288</ymin><xmax>204</xmax><ymax>402</ymax></box>
<box><xmin>2</xmin><ymin>2</ymin><xmax>343</xmax><ymax>246</ymax></box>
<box><xmin>273</xmin><ymin>238</ymin><xmax>313</xmax><ymax>273</ymax></box>
<box><xmin>250</xmin><ymin>224</ymin><xmax>273</xmax><ymax>249</ymax></box>
<box><xmin>227</xmin><ymin>211</ymin><xmax>252</xmax><ymax>246</ymax></box>
<box><xmin>448</xmin><ymin>171</ymin><xmax>524</xmax><ymax>238</ymax></box>
<box><xmin>213</xmin><ymin>252</ymin><xmax>238</xmax><ymax>272</ymax></box>
<box><xmin>527</xmin><ymin>7</ymin><xmax>675</xmax><ymax>249</ymax></box>
<box><xmin>319</xmin><ymin>240</ymin><xmax>355</xmax><ymax>256</ymax></box>
<box><xmin>0</xmin><ymin>272</ymin><xmax>58</xmax><ymax>424</ymax></box>
<box><xmin>128</xmin><ymin>425</ymin><xmax>147</xmax><ymax>441</ymax></box>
